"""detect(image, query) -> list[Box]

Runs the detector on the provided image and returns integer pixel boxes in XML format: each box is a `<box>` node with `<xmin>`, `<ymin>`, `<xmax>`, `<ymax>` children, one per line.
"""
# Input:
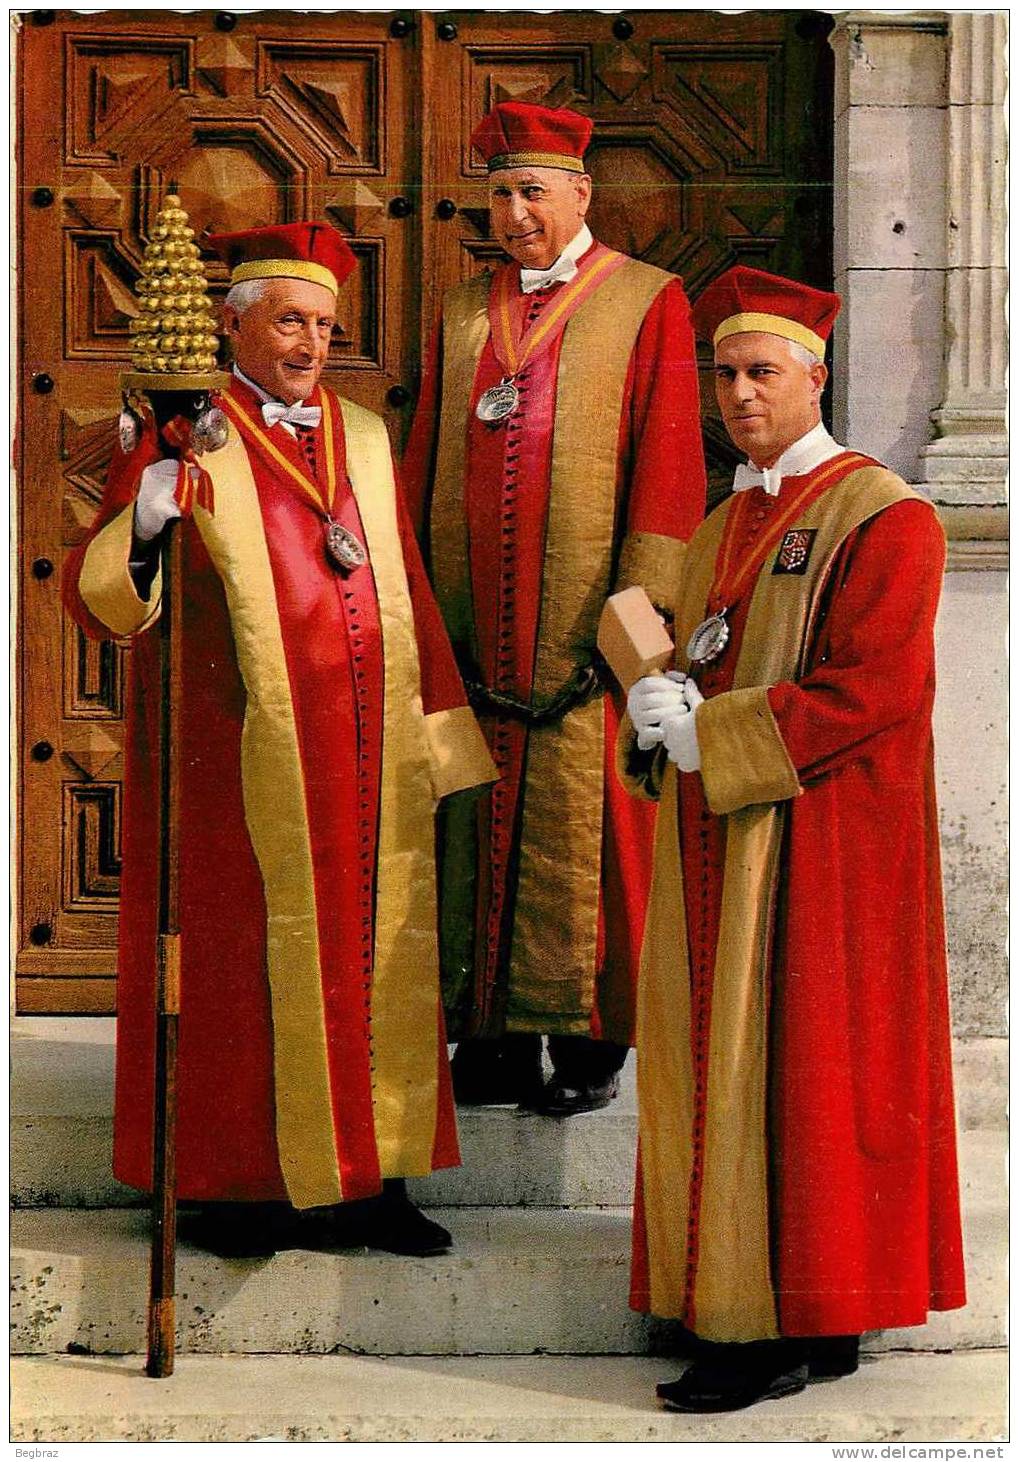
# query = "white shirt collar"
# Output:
<box><xmin>732</xmin><ymin>421</ymin><xmax>843</xmax><ymax>497</ymax></box>
<box><xmin>519</xmin><ymin>224</ymin><xmax>594</xmax><ymax>293</ymax></box>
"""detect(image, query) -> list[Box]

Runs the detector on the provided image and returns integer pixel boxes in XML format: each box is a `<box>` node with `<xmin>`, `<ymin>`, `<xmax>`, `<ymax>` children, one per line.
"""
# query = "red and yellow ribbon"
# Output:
<box><xmin>162</xmin><ymin>415</ymin><xmax>215</xmax><ymax>517</ymax></box>
<box><xmin>708</xmin><ymin>453</ymin><xmax>874</xmax><ymax>611</ymax></box>
<box><xmin>219</xmin><ymin>390</ymin><xmax>337</xmax><ymax>518</ymax></box>
<box><xmin>487</xmin><ymin>243</ymin><xmax>630</xmax><ymax>378</ymax></box>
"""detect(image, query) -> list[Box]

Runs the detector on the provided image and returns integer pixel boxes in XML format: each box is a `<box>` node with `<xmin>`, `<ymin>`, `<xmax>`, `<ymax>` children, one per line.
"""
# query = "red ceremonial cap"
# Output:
<box><xmin>471</xmin><ymin>101</ymin><xmax>593</xmax><ymax>174</ymax></box>
<box><xmin>692</xmin><ymin>266</ymin><xmax>841</xmax><ymax>360</ymax></box>
<box><xmin>207</xmin><ymin>221</ymin><xmax>356</xmax><ymax>297</ymax></box>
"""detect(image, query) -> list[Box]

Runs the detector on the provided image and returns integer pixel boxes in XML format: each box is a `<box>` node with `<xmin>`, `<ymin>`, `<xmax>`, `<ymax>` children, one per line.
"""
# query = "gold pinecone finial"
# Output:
<box><xmin>123</xmin><ymin>194</ymin><xmax>230</xmax><ymax>392</ymax></box>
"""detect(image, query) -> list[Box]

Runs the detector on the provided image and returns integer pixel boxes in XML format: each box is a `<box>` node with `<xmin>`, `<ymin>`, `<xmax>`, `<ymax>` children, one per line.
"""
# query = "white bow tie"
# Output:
<box><xmin>732</xmin><ymin>462</ymin><xmax>783</xmax><ymax>497</ymax></box>
<box><xmin>520</xmin><ymin>253</ymin><xmax>580</xmax><ymax>294</ymax></box>
<box><xmin>261</xmin><ymin>401</ymin><xmax>322</xmax><ymax>430</ymax></box>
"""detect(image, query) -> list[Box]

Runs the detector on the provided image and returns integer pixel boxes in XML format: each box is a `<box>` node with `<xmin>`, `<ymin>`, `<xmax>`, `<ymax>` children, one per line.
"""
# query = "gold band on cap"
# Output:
<box><xmin>487</xmin><ymin>151</ymin><xmax>586</xmax><ymax>174</ymax></box>
<box><xmin>231</xmin><ymin>259</ymin><xmax>339</xmax><ymax>295</ymax></box>
<box><xmin>714</xmin><ymin>311</ymin><xmax>826</xmax><ymax>359</ymax></box>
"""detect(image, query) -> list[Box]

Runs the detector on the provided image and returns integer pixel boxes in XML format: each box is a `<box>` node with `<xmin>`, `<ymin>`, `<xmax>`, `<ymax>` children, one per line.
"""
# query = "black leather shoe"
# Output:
<box><xmin>808</xmin><ymin>1335</ymin><xmax>860</xmax><ymax>1378</ymax></box>
<box><xmin>180</xmin><ymin>1201</ymin><xmax>293</xmax><ymax>1258</ymax></box>
<box><xmin>372</xmin><ymin>1193</ymin><xmax>452</xmax><ymax>1257</ymax></box>
<box><xmin>657</xmin><ymin>1344</ymin><xmax>807</xmax><ymax>1413</ymax></box>
<box><xmin>321</xmin><ymin>1184</ymin><xmax>452</xmax><ymax>1258</ymax></box>
<box><xmin>451</xmin><ymin>1036</ymin><xmax>544</xmax><ymax>1107</ymax></box>
<box><xmin>536</xmin><ymin>1074</ymin><xmax>620</xmax><ymax>1117</ymax></box>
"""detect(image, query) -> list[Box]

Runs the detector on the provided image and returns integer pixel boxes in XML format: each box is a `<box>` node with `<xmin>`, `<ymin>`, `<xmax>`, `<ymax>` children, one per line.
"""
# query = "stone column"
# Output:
<box><xmin>828</xmin><ymin>12</ymin><xmax>949</xmax><ymax>484</ymax></box>
<box><xmin>919</xmin><ymin>11</ymin><xmax>1007</xmax><ymax>564</ymax></box>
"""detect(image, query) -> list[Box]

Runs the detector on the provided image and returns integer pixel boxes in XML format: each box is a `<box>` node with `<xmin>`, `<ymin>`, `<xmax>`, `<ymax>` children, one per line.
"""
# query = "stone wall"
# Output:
<box><xmin>934</xmin><ymin>574</ymin><xmax>1008</xmax><ymax>1036</ymax></box>
<box><xmin>830</xmin><ymin>12</ymin><xmax>1008</xmax><ymax>1037</ymax></box>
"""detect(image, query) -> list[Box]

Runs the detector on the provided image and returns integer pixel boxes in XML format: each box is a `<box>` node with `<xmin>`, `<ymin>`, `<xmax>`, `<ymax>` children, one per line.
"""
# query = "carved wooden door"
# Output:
<box><xmin>16</xmin><ymin>9</ymin><xmax>833</xmax><ymax>1014</ymax></box>
<box><xmin>16</xmin><ymin>10</ymin><xmax>423</xmax><ymax>1012</ymax></box>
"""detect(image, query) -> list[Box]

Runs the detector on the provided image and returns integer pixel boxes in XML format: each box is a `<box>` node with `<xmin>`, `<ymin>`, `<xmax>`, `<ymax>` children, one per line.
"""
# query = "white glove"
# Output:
<box><xmin>627</xmin><ymin>672</ymin><xmax>690</xmax><ymax>752</ymax></box>
<box><xmin>662</xmin><ymin>678</ymin><xmax>702</xmax><ymax>772</ymax></box>
<box><xmin>133</xmin><ymin>459</ymin><xmax>181</xmax><ymax>542</ymax></box>
<box><xmin>681</xmin><ymin>676</ymin><xmax>704</xmax><ymax>714</ymax></box>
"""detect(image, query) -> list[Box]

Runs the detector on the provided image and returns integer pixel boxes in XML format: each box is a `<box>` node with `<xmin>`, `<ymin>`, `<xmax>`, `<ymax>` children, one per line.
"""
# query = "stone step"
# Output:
<box><xmin>11</xmin><ymin>1350</ymin><xmax>1008</xmax><ymax>1443</ymax></box>
<box><xmin>11</xmin><ymin>1018</ymin><xmax>1007</xmax><ymax>1210</ymax></box>
<box><xmin>11</xmin><ymin>1203</ymin><xmax>1005</xmax><ymax>1359</ymax></box>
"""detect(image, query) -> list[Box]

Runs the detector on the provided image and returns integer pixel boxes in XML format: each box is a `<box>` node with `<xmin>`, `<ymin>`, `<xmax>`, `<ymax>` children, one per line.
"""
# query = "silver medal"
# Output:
<box><xmin>475</xmin><ymin>380</ymin><xmax>519</xmax><ymax>422</ymax></box>
<box><xmin>325</xmin><ymin>519</ymin><xmax>368</xmax><ymax>573</ymax></box>
<box><xmin>687</xmin><ymin>611</ymin><xmax>730</xmax><ymax>666</ymax></box>
<box><xmin>191</xmin><ymin>406</ymin><xmax>229</xmax><ymax>455</ymax></box>
<box><xmin>118</xmin><ymin>407</ymin><xmax>142</xmax><ymax>455</ymax></box>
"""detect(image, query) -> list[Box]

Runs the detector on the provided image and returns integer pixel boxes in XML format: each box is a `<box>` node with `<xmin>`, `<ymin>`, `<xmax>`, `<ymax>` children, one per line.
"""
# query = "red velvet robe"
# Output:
<box><xmin>628</xmin><ymin>464</ymin><xmax>966</xmax><ymax>1337</ymax></box>
<box><xmin>64</xmin><ymin>379</ymin><xmax>494</xmax><ymax>1207</ymax></box>
<box><xmin>404</xmin><ymin>257</ymin><xmax>706</xmax><ymax>1040</ymax></box>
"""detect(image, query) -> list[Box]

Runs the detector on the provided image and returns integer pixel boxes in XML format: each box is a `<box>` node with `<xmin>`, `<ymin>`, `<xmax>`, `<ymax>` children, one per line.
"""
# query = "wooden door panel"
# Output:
<box><xmin>16</xmin><ymin>10</ymin><xmax>420</xmax><ymax>1012</ymax></box>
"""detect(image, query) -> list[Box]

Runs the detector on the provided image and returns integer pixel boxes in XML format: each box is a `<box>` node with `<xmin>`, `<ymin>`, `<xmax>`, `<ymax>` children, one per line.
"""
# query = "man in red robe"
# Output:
<box><xmin>621</xmin><ymin>267</ymin><xmax>966</xmax><ymax>1409</ymax></box>
<box><xmin>403</xmin><ymin>101</ymin><xmax>706</xmax><ymax>1114</ymax></box>
<box><xmin>64</xmin><ymin>223</ymin><xmax>495</xmax><ymax>1258</ymax></box>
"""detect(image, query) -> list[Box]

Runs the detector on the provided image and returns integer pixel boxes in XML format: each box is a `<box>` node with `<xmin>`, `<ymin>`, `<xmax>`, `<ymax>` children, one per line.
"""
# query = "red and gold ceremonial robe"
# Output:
<box><xmin>403</xmin><ymin>241</ymin><xmax>706</xmax><ymax>1041</ymax></box>
<box><xmin>64</xmin><ymin>378</ymin><xmax>495</xmax><ymax>1209</ymax></box>
<box><xmin>622</xmin><ymin>453</ymin><xmax>966</xmax><ymax>1339</ymax></box>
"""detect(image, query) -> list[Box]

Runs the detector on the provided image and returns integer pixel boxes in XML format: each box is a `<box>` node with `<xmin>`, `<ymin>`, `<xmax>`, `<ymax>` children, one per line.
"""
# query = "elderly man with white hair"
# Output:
<box><xmin>621</xmin><ymin>266</ymin><xmax>966</xmax><ymax>1412</ymax></box>
<box><xmin>65</xmin><ymin>221</ymin><xmax>494</xmax><ymax>1262</ymax></box>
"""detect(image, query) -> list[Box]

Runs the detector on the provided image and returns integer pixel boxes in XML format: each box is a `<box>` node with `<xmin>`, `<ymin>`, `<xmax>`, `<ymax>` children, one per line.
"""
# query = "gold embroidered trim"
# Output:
<box><xmin>714</xmin><ymin>311</ymin><xmax>826</xmax><ymax>360</ymax></box>
<box><xmin>488</xmin><ymin>151</ymin><xmax>585</xmax><ymax>173</ymax></box>
<box><xmin>231</xmin><ymin>259</ymin><xmax>338</xmax><ymax>294</ymax></box>
<box><xmin>423</xmin><ymin>706</ymin><xmax>497</xmax><ymax>801</ymax></box>
<box><xmin>341</xmin><ymin>397</ymin><xmax>448</xmax><ymax>1176</ymax></box>
<box><xmin>507</xmin><ymin>258</ymin><xmax>674</xmax><ymax>1028</ymax></box>
<box><xmin>615</xmin><ymin>531</ymin><xmax>688</xmax><ymax>621</ymax></box>
<box><xmin>697</xmin><ymin>687</ymin><xmax>802</xmax><ymax>817</ymax></box>
<box><xmin>78</xmin><ymin>505</ymin><xmax>162</xmax><ymax>639</ymax></box>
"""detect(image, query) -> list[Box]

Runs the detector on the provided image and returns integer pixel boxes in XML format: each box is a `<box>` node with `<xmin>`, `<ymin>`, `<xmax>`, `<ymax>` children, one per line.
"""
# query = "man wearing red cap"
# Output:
<box><xmin>621</xmin><ymin>266</ymin><xmax>965</xmax><ymax>1409</ymax></box>
<box><xmin>404</xmin><ymin>100</ymin><xmax>706</xmax><ymax>1113</ymax></box>
<box><xmin>64</xmin><ymin>222</ymin><xmax>496</xmax><ymax>1258</ymax></box>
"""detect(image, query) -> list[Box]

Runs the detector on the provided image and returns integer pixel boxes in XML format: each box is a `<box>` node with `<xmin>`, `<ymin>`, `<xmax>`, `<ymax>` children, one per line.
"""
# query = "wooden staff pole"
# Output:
<box><xmin>146</xmin><ymin>514</ymin><xmax>184</xmax><ymax>1378</ymax></box>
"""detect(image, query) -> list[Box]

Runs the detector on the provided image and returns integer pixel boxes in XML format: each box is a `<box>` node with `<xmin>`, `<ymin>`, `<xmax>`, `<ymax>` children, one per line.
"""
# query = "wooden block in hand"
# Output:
<box><xmin>597</xmin><ymin>586</ymin><xmax>674</xmax><ymax>692</ymax></box>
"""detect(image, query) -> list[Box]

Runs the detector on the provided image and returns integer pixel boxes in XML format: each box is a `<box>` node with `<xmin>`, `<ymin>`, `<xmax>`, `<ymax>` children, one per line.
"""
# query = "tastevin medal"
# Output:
<box><xmin>475</xmin><ymin>378</ymin><xmax>520</xmax><ymax>422</ymax></box>
<box><xmin>686</xmin><ymin>609</ymin><xmax>730</xmax><ymax>666</ymax></box>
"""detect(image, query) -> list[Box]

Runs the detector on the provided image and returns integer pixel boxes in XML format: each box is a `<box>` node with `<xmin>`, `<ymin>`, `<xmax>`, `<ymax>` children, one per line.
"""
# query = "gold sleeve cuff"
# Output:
<box><xmin>78</xmin><ymin>505</ymin><xmax>162</xmax><ymax>638</ymax></box>
<box><xmin>697</xmin><ymin>686</ymin><xmax>802</xmax><ymax>816</ymax></box>
<box><xmin>615</xmin><ymin>712</ymin><xmax>667</xmax><ymax>802</ymax></box>
<box><xmin>615</xmin><ymin>531</ymin><xmax>687</xmax><ymax>619</ymax></box>
<box><xmin>424</xmin><ymin>705</ymin><xmax>498</xmax><ymax>801</ymax></box>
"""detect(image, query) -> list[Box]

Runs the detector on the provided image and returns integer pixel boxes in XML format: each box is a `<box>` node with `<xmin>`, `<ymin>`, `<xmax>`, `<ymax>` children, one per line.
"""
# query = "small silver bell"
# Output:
<box><xmin>191</xmin><ymin>405</ymin><xmax>229</xmax><ymax>455</ymax></box>
<box><xmin>117</xmin><ymin>402</ymin><xmax>143</xmax><ymax>455</ymax></box>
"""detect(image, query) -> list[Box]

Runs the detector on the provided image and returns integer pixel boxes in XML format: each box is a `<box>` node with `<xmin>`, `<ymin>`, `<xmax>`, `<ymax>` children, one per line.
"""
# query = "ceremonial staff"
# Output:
<box><xmin>119</xmin><ymin>192</ymin><xmax>229</xmax><ymax>1378</ymax></box>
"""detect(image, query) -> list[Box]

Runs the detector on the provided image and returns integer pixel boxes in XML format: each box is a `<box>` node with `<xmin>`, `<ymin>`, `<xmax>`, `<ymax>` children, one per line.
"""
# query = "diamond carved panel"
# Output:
<box><xmin>66</xmin><ymin>35</ymin><xmax>192</xmax><ymax>165</ymax></box>
<box><xmin>586</xmin><ymin>140</ymin><xmax>689</xmax><ymax>261</ymax></box>
<box><xmin>174</xmin><ymin>135</ymin><xmax>290</xmax><ymax>238</ymax></box>
<box><xmin>61</xmin><ymin>408</ymin><xmax>117</xmax><ymax>542</ymax></box>
<box><xmin>326</xmin><ymin>181</ymin><xmax>386</xmax><ymax>236</ymax></box>
<box><xmin>327</xmin><ymin>240</ymin><xmax>382</xmax><ymax>370</ymax></box>
<box><xmin>653</xmin><ymin>45</ymin><xmax>783</xmax><ymax>174</ymax></box>
<box><xmin>62</xmin><ymin>782</ymin><xmax>123</xmax><ymax>911</ymax></box>
<box><xmin>256</xmin><ymin>41</ymin><xmax>383</xmax><ymax>173</ymax></box>
<box><xmin>594</xmin><ymin>42</ymin><xmax>648</xmax><ymax>103</ymax></box>
<box><xmin>464</xmin><ymin>48</ymin><xmax>592</xmax><ymax>174</ymax></box>
<box><xmin>63</xmin><ymin>170</ymin><xmax>125</xmax><ymax>229</ymax></box>
<box><xmin>64</xmin><ymin>233</ymin><xmax>139</xmax><ymax>360</ymax></box>
<box><xmin>195</xmin><ymin>33</ymin><xmax>255</xmax><ymax>99</ymax></box>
